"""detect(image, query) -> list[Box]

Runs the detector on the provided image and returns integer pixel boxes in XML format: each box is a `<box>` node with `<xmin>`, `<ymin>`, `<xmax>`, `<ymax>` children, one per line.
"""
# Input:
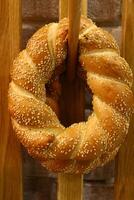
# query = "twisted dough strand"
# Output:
<box><xmin>8</xmin><ymin>17</ymin><xmax>134</xmax><ymax>173</ymax></box>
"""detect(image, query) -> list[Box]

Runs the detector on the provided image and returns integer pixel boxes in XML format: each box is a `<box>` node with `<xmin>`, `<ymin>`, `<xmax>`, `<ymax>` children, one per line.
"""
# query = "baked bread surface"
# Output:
<box><xmin>8</xmin><ymin>17</ymin><xmax>134</xmax><ymax>173</ymax></box>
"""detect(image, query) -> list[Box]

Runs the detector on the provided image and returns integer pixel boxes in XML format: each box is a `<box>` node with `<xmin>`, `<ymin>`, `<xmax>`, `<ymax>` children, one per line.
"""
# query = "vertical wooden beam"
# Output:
<box><xmin>0</xmin><ymin>1</ymin><xmax>22</xmax><ymax>200</ymax></box>
<box><xmin>81</xmin><ymin>0</ymin><xmax>87</xmax><ymax>16</ymax></box>
<box><xmin>59</xmin><ymin>0</ymin><xmax>68</xmax><ymax>19</ymax></box>
<box><xmin>115</xmin><ymin>1</ymin><xmax>134</xmax><ymax>200</ymax></box>
<box><xmin>58</xmin><ymin>174</ymin><xmax>83</xmax><ymax>200</ymax></box>
<box><xmin>58</xmin><ymin>1</ymin><xmax>87</xmax><ymax>200</ymax></box>
<box><xmin>67</xmin><ymin>0</ymin><xmax>81</xmax><ymax>81</ymax></box>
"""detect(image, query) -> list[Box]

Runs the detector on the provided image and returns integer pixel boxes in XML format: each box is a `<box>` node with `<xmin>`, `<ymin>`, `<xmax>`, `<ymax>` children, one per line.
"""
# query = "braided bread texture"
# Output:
<box><xmin>8</xmin><ymin>17</ymin><xmax>134</xmax><ymax>174</ymax></box>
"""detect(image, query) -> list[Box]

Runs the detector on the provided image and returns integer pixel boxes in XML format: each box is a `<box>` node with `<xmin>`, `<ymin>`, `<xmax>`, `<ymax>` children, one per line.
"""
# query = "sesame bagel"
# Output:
<box><xmin>8</xmin><ymin>17</ymin><xmax>134</xmax><ymax>173</ymax></box>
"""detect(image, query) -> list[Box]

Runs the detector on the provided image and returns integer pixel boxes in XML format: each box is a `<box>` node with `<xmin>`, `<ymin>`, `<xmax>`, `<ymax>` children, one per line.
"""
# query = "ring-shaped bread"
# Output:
<box><xmin>8</xmin><ymin>17</ymin><xmax>134</xmax><ymax>173</ymax></box>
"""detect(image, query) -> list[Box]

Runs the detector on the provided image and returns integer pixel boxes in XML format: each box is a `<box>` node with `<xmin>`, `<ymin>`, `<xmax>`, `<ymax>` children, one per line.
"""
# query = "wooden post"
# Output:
<box><xmin>81</xmin><ymin>0</ymin><xmax>87</xmax><ymax>15</ymax></box>
<box><xmin>0</xmin><ymin>1</ymin><xmax>22</xmax><ymax>200</ymax></box>
<box><xmin>59</xmin><ymin>0</ymin><xmax>68</xmax><ymax>19</ymax></box>
<box><xmin>58</xmin><ymin>1</ymin><xmax>87</xmax><ymax>200</ymax></box>
<box><xmin>67</xmin><ymin>0</ymin><xmax>81</xmax><ymax>81</ymax></box>
<box><xmin>115</xmin><ymin>1</ymin><xmax>134</xmax><ymax>200</ymax></box>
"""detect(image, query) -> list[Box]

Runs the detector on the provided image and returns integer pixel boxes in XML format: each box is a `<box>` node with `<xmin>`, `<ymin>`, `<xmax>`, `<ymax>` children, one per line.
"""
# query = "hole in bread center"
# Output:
<box><xmin>45</xmin><ymin>65</ymin><xmax>93</xmax><ymax>127</ymax></box>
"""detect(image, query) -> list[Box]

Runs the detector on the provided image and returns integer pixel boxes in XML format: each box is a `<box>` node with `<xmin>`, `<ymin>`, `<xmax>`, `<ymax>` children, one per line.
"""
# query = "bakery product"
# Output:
<box><xmin>8</xmin><ymin>17</ymin><xmax>134</xmax><ymax>173</ymax></box>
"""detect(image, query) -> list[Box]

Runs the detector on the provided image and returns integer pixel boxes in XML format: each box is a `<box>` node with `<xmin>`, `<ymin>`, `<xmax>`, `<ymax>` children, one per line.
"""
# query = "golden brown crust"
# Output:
<box><xmin>8</xmin><ymin>17</ymin><xmax>134</xmax><ymax>173</ymax></box>
<box><xmin>79</xmin><ymin>27</ymin><xmax>119</xmax><ymax>54</ymax></box>
<box><xmin>11</xmin><ymin>50</ymin><xmax>46</xmax><ymax>99</ymax></box>
<box><xmin>80</xmin><ymin>53</ymin><xmax>133</xmax><ymax>87</ymax></box>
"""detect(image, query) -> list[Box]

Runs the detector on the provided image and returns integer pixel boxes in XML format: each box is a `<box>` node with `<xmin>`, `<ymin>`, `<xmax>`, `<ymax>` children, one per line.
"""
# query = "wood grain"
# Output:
<box><xmin>67</xmin><ymin>0</ymin><xmax>81</xmax><ymax>81</ymax></box>
<box><xmin>59</xmin><ymin>0</ymin><xmax>85</xmax><ymax>125</ymax></box>
<box><xmin>81</xmin><ymin>0</ymin><xmax>87</xmax><ymax>16</ymax></box>
<box><xmin>59</xmin><ymin>0</ymin><xmax>68</xmax><ymax>19</ymax></box>
<box><xmin>0</xmin><ymin>0</ymin><xmax>22</xmax><ymax>200</ymax></box>
<box><xmin>115</xmin><ymin>0</ymin><xmax>134</xmax><ymax>200</ymax></box>
<box><xmin>58</xmin><ymin>174</ymin><xmax>83</xmax><ymax>200</ymax></box>
<box><xmin>58</xmin><ymin>1</ymin><xmax>87</xmax><ymax>200</ymax></box>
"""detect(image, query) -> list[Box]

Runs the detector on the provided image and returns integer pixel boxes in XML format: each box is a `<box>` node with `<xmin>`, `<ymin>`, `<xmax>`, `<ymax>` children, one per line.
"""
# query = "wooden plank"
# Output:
<box><xmin>67</xmin><ymin>0</ymin><xmax>81</xmax><ymax>81</ymax></box>
<box><xmin>58</xmin><ymin>174</ymin><xmax>83</xmax><ymax>200</ymax></box>
<box><xmin>115</xmin><ymin>0</ymin><xmax>134</xmax><ymax>200</ymax></box>
<box><xmin>59</xmin><ymin>0</ymin><xmax>68</xmax><ymax>19</ymax></box>
<box><xmin>0</xmin><ymin>1</ymin><xmax>22</xmax><ymax>200</ymax></box>
<box><xmin>58</xmin><ymin>1</ymin><xmax>87</xmax><ymax>200</ymax></box>
<box><xmin>81</xmin><ymin>0</ymin><xmax>87</xmax><ymax>16</ymax></box>
<box><xmin>60</xmin><ymin>0</ymin><xmax>84</xmax><ymax>125</ymax></box>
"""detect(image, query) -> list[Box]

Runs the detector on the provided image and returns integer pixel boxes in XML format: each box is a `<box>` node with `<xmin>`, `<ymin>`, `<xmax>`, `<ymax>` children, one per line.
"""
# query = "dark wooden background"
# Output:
<box><xmin>21</xmin><ymin>1</ymin><xmax>121</xmax><ymax>199</ymax></box>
